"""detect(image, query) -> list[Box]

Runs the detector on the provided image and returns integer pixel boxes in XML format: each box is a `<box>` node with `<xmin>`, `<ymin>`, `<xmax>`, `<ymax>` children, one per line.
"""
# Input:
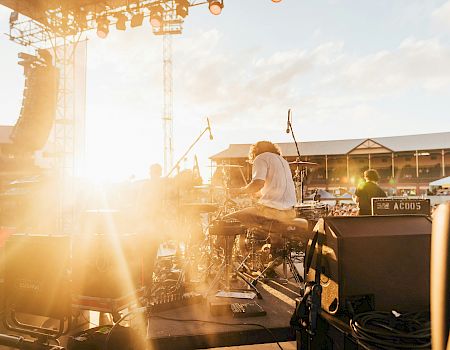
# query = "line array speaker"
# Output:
<box><xmin>11</xmin><ymin>62</ymin><xmax>59</xmax><ymax>151</ymax></box>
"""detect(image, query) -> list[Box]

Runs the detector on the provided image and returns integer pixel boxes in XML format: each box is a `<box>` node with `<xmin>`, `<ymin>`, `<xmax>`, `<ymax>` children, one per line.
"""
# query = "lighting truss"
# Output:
<box><xmin>7</xmin><ymin>1</ymin><xmax>213</xmax><ymax>48</ymax></box>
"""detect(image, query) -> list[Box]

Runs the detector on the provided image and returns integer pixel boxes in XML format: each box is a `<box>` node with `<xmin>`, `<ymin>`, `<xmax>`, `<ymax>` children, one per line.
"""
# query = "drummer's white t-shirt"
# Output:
<box><xmin>252</xmin><ymin>152</ymin><xmax>296</xmax><ymax>210</ymax></box>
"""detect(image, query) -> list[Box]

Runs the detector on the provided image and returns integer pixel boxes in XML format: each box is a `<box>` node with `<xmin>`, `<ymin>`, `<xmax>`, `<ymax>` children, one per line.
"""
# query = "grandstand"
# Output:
<box><xmin>210</xmin><ymin>132</ymin><xmax>450</xmax><ymax>196</ymax></box>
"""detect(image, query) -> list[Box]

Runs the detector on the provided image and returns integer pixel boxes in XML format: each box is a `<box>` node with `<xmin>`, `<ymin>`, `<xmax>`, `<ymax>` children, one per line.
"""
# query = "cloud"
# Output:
<box><xmin>324</xmin><ymin>37</ymin><xmax>450</xmax><ymax>96</ymax></box>
<box><xmin>432</xmin><ymin>0</ymin><xmax>450</xmax><ymax>30</ymax></box>
<box><xmin>170</xmin><ymin>31</ymin><xmax>450</xmax><ymax>133</ymax></box>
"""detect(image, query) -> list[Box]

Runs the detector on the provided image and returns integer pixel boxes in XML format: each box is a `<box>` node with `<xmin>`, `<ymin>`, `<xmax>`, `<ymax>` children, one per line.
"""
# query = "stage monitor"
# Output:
<box><xmin>3</xmin><ymin>234</ymin><xmax>71</xmax><ymax>319</ymax></box>
<box><xmin>305</xmin><ymin>215</ymin><xmax>432</xmax><ymax>314</ymax></box>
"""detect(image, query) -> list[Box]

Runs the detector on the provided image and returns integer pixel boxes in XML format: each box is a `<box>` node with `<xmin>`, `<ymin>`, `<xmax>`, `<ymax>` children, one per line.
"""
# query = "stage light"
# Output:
<box><xmin>176</xmin><ymin>0</ymin><xmax>189</xmax><ymax>18</ymax></box>
<box><xmin>75</xmin><ymin>12</ymin><xmax>88</xmax><ymax>30</ymax></box>
<box><xmin>150</xmin><ymin>5</ymin><xmax>163</xmax><ymax>28</ymax></box>
<box><xmin>115</xmin><ymin>13</ymin><xmax>127</xmax><ymax>30</ymax></box>
<box><xmin>130</xmin><ymin>13</ymin><xmax>144</xmax><ymax>27</ymax></box>
<box><xmin>9</xmin><ymin>11</ymin><xmax>18</xmax><ymax>25</ymax></box>
<box><xmin>208</xmin><ymin>0</ymin><xmax>223</xmax><ymax>15</ymax></box>
<box><xmin>271</xmin><ymin>0</ymin><xmax>282</xmax><ymax>2</ymax></box>
<box><xmin>96</xmin><ymin>18</ymin><xmax>109</xmax><ymax>38</ymax></box>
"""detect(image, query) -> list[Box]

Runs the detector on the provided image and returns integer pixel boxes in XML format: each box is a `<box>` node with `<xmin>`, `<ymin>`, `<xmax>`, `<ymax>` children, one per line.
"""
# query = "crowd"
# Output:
<box><xmin>327</xmin><ymin>203</ymin><xmax>359</xmax><ymax>216</ymax></box>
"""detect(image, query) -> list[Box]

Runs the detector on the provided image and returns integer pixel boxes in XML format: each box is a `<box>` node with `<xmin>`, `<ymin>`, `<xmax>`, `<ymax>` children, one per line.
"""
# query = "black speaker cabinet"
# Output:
<box><xmin>305</xmin><ymin>215</ymin><xmax>432</xmax><ymax>314</ymax></box>
<box><xmin>72</xmin><ymin>234</ymin><xmax>143</xmax><ymax>299</ymax></box>
<box><xmin>3</xmin><ymin>234</ymin><xmax>71</xmax><ymax>318</ymax></box>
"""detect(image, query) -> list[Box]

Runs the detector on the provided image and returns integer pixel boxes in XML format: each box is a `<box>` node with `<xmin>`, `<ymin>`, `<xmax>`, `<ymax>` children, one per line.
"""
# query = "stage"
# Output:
<box><xmin>146</xmin><ymin>280</ymin><xmax>299</xmax><ymax>349</ymax></box>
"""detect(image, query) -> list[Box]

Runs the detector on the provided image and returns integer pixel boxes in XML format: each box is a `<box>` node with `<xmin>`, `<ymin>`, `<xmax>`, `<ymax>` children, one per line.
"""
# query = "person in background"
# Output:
<box><xmin>353</xmin><ymin>169</ymin><xmax>386</xmax><ymax>215</ymax></box>
<box><xmin>137</xmin><ymin>163</ymin><xmax>166</xmax><ymax>298</ymax></box>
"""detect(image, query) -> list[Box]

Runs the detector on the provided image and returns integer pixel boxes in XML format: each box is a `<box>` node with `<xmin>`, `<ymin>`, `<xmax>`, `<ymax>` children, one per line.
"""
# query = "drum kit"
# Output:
<box><xmin>150</xmin><ymin>161</ymin><xmax>329</xmax><ymax>301</ymax></box>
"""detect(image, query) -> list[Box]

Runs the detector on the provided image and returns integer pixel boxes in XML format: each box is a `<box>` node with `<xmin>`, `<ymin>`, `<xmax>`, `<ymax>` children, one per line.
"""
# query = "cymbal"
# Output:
<box><xmin>193</xmin><ymin>185</ymin><xmax>225</xmax><ymax>190</ymax></box>
<box><xmin>210</xmin><ymin>164</ymin><xmax>244</xmax><ymax>168</ymax></box>
<box><xmin>289</xmin><ymin>161</ymin><xmax>319</xmax><ymax>166</ymax></box>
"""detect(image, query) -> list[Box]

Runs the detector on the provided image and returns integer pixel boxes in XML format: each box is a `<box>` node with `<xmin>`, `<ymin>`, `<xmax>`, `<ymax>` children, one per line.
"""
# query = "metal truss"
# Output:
<box><xmin>50</xmin><ymin>36</ymin><xmax>84</xmax><ymax>234</ymax></box>
<box><xmin>6</xmin><ymin>0</ymin><xmax>211</xmax><ymax>231</ymax></box>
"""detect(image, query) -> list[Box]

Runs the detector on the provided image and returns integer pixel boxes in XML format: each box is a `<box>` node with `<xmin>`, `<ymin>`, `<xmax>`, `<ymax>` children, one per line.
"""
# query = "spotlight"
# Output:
<box><xmin>176</xmin><ymin>0</ymin><xmax>189</xmax><ymax>18</ymax></box>
<box><xmin>96</xmin><ymin>17</ymin><xmax>109</xmax><ymax>38</ymax></box>
<box><xmin>271</xmin><ymin>0</ymin><xmax>282</xmax><ymax>2</ymax></box>
<box><xmin>150</xmin><ymin>5</ymin><xmax>163</xmax><ymax>28</ymax></box>
<box><xmin>115</xmin><ymin>13</ymin><xmax>127</xmax><ymax>30</ymax></box>
<box><xmin>208</xmin><ymin>0</ymin><xmax>223</xmax><ymax>15</ymax></box>
<box><xmin>75</xmin><ymin>11</ymin><xmax>88</xmax><ymax>30</ymax></box>
<box><xmin>130</xmin><ymin>13</ymin><xmax>144</xmax><ymax>27</ymax></box>
<box><xmin>9</xmin><ymin>11</ymin><xmax>18</xmax><ymax>25</ymax></box>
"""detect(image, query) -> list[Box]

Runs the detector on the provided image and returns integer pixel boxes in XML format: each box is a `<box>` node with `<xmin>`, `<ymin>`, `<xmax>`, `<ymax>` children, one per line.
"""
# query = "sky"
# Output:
<box><xmin>1</xmin><ymin>0</ymin><xmax>450</xmax><ymax>182</ymax></box>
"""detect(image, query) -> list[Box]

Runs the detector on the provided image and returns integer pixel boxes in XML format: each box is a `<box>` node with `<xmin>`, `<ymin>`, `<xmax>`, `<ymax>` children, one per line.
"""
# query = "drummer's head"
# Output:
<box><xmin>150</xmin><ymin>163</ymin><xmax>162</xmax><ymax>179</ymax></box>
<box><xmin>248</xmin><ymin>141</ymin><xmax>281</xmax><ymax>163</ymax></box>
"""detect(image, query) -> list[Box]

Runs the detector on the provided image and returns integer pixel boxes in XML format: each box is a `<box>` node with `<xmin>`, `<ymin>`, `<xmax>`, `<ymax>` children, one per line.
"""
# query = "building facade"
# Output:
<box><xmin>210</xmin><ymin>132</ymin><xmax>450</xmax><ymax>196</ymax></box>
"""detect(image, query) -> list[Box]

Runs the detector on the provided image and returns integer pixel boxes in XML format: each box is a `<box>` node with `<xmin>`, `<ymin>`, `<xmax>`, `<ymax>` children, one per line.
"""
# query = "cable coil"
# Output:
<box><xmin>350</xmin><ymin>311</ymin><xmax>431</xmax><ymax>350</ymax></box>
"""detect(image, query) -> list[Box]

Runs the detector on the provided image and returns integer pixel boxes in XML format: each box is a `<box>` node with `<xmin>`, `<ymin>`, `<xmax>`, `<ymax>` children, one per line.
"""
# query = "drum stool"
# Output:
<box><xmin>208</xmin><ymin>219</ymin><xmax>262</xmax><ymax>298</ymax></box>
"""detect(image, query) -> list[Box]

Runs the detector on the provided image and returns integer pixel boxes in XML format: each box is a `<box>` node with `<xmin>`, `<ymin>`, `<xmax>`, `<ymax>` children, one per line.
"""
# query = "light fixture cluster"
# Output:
<box><xmin>93</xmin><ymin>0</ymin><xmax>195</xmax><ymax>38</ymax></box>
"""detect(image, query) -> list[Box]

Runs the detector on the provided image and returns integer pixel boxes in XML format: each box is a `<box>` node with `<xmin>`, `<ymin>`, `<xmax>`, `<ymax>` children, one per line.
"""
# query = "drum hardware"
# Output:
<box><xmin>279</xmin><ymin>234</ymin><xmax>305</xmax><ymax>285</ymax></box>
<box><xmin>211</xmin><ymin>164</ymin><xmax>244</xmax><ymax>168</ymax></box>
<box><xmin>181</xmin><ymin>202</ymin><xmax>219</xmax><ymax>213</ymax></box>
<box><xmin>237</xmin><ymin>219</ymin><xmax>307</xmax><ymax>286</ymax></box>
<box><xmin>236</xmin><ymin>228</ymin><xmax>270</xmax><ymax>279</ymax></box>
<box><xmin>166</xmin><ymin>118</ymin><xmax>213</xmax><ymax>177</ymax></box>
<box><xmin>289</xmin><ymin>161</ymin><xmax>319</xmax><ymax>167</ymax></box>
<box><xmin>207</xmin><ymin>219</ymin><xmax>262</xmax><ymax>299</ymax></box>
<box><xmin>211</xmin><ymin>162</ymin><xmax>248</xmax><ymax>188</ymax></box>
<box><xmin>286</xmin><ymin>109</ymin><xmax>314</xmax><ymax>205</ymax></box>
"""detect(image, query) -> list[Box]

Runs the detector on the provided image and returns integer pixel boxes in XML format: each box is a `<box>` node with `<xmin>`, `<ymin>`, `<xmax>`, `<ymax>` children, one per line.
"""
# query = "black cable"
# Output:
<box><xmin>103</xmin><ymin>310</ymin><xmax>134</xmax><ymax>350</ymax></box>
<box><xmin>148</xmin><ymin>314</ymin><xmax>285</xmax><ymax>350</ymax></box>
<box><xmin>350</xmin><ymin>311</ymin><xmax>431</xmax><ymax>350</ymax></box>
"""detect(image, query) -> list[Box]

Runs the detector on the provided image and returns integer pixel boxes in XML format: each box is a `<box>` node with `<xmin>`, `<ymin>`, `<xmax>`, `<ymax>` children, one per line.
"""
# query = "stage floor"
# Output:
<box><xmin>147</xmin><ymin>279</ymin><xmax>300</xmax><ymax>350</ymax></box>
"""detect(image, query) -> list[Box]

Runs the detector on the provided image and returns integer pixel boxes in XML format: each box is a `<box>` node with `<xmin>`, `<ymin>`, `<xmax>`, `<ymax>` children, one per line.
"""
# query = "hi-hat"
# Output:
<box><xmin>289</xmin><ymin>161</ymin><xmax>319</xmax><ymax>166</ymax></box>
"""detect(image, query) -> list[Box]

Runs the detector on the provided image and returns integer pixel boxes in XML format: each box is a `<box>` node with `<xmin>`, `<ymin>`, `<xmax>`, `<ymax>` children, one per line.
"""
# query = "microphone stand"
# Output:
<box><xmin>167</xmin><ymin>122</ymin><xmax>211</xmax><ymax>177</ymax></box>
<box><xmin>287</xmin><ymin>112</ymin><xmax>306</xmax><ymax>204</ymax></box>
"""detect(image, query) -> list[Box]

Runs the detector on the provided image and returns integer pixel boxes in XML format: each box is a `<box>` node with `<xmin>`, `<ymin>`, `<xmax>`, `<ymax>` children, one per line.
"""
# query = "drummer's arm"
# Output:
<box><xmin>237</xmin><ymin>179</ymin><xmax>264</xmax><ymax>195</ymax></box>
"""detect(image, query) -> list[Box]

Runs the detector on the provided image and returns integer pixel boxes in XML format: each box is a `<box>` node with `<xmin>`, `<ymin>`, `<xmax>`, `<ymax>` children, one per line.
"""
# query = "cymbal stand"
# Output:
<box><xmin>293</xmin><ymin>163</ymin><xmax>306</xmax><ymax>205</ymax></box>
<box><xmin>217</xmin><ymin>165</ymin><xmax>237</xmax><ymax>217</ymax></box>
<box><xmin>286</xmin><ymin>109</ymin><xmax>305</xmax><ymax>204</ymax></box>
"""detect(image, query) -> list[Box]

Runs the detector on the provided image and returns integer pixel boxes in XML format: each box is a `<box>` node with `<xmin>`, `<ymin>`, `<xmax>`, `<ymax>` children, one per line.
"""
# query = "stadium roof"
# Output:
<box><xmin>210</xmin><ymin>131</ymin><xmax>450</xmax><ymax>160</ymax></box>
<box><xmin>0</xmin><ymin>126</ymin><xmax>13</xmax><ymax>144</ymax></box>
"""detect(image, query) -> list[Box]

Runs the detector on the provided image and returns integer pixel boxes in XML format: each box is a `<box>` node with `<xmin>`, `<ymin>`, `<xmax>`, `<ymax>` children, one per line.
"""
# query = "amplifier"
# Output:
<box><xmin>3</xmin><ymin>234</ymin><xmax>71</xmax><ymax>318</ymax></box>
<box><xmin>305</xmin><ymin>215</ymin><xmax>432</xmax><ymax>314</ymax></box>
<box><xmin>72</xmin><ymin>234</ymin><xmax>143</xmax><ymax>299</ymax></box>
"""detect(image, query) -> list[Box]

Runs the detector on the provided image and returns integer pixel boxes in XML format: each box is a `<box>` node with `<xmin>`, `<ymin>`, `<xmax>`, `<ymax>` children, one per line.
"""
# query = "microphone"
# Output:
<box><xmin>286</xmin><ymin>109</ymin><xmax>291</xmax><ymax>133</ymax></box>
<box><xmin>207</xmin><ymin>117</ymin><xmax>213</xmax><ymax>140</ymax></box>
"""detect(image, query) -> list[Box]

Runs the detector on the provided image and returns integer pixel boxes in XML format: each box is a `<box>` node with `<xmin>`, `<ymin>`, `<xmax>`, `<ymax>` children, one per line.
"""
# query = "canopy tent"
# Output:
<box><xmin>429</xmin><ymin>176</ymin><xmax>450</xmax><ymax>188</ymax></box>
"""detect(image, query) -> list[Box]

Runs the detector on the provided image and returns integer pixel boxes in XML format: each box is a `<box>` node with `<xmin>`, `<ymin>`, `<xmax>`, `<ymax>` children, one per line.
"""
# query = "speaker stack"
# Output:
<box><xmin>11</xmin><ymin>52</ymin><xmax>59</xmax><ymax>152</ymax></box>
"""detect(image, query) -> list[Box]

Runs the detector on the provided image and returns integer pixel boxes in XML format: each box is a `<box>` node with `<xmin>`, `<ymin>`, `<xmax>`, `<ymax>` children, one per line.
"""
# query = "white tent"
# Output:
<box><xmin>429</xmin><ymin>176</ymin><xmax>450</xmax><ymax>188</ymax></box>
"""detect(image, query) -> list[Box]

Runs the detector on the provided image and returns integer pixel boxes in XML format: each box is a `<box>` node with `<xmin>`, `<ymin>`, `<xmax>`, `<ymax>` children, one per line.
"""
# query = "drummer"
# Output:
<box><xmin>226</xmin><ymin>141</ymin><xmax>308</xmax><ymax>247</ymax></box>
